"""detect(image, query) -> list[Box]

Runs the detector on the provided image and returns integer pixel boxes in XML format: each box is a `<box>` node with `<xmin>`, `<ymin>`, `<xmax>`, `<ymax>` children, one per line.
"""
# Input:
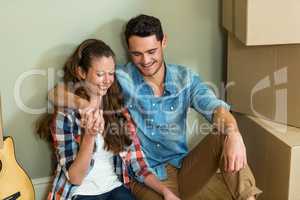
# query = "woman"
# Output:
<box><xmin>36</xmin><ymin>39</ymin><xmax>180</xmax><ymax>200</ymax></box>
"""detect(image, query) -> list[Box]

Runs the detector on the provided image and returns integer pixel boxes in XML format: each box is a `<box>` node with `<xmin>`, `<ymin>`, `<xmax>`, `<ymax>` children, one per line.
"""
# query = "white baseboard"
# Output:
<box><xmin>32</xmin><ymin>177</ymin><xmax>52</xmax><ymax>200</ymax></box>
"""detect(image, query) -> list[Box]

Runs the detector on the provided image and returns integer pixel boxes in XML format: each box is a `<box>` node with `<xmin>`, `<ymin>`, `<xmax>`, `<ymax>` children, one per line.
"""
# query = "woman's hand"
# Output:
<box><xmin>162</xmin><ymin>187</ymin><xmax>181</xmax><ymax>200</ymax></box>
<box><xmin>80</xmin><ymin>108</ymin><xmax>105</xmax><ymax>136</ymax></box>
<box><xmin>92</xmin><ymin>109</ymin><xmax>105</xmax><ymax>135</ymax></box>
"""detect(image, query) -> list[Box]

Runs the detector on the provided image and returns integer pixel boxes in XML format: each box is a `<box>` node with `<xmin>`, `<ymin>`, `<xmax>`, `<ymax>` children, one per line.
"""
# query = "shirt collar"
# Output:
<box><xmin>164</xmin><ymin>63</ymin><xmax>178</xmax><ymax>94</ymax></box>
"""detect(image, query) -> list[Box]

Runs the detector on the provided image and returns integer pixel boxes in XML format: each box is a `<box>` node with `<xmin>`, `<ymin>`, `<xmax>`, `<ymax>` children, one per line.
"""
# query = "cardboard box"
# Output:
<box><xmin>223</xmin><ymin>0</ymin><xmax>300</xmax><ymax>45</ymax></box>
<box><xmin>234</xmin><ymin>112</ymin><xmax>300</xmax><ymax>200</ymax></box>
<box><xmin>227</xmin><ymin>34</ymin><xmax>300</xmax><ymax>127</ymax></box>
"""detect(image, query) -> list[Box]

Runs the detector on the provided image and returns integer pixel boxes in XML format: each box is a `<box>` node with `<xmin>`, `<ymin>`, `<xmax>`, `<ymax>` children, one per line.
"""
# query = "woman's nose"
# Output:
<box><xmin>103</xmin><ymin>73</ymin><xmax>113</xmax><ymax>83</ymax></box>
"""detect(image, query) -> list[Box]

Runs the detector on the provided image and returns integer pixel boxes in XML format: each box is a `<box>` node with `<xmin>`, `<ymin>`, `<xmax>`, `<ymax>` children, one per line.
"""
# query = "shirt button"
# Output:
<box><xmin>170</xmin><ymin>106</ymin><xmax>174</xmax><ymax>110</ymax></box>
<box><xmin>157</xmin><ymin>144</ymin><xmax>160</xmax><ymax>148</ymax></box>
<box><xmin>152</xmin><ymin>103</ymin><xmax>156</xmax><ymax>107</ymax></box>
<box><xmin>151</xmin><ymin>132</ymin><xmax>155</xmax><ymax>136</ymax></box>
<box><xmin>129</xmin><ymin>104</ymin><xmax>133</xmax><ymax>108</ymax></box>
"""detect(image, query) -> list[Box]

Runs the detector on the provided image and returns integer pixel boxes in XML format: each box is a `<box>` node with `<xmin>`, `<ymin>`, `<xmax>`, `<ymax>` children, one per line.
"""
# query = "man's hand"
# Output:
<box><xmin>212</xmin><ymin>107</ymin><xmax>247</xmax><ymax>173</ymax></box>
<box><xmin>223</xmin><ymin>131</ymin><xmax>247</xmax><ymax>173</ymax></box>
<box><xmin>79</xmin><ymin>94</ymin><xmax>101</xmax><ymax>112</ymax></box>
<box><xmin>162</xmin><ymin>187</ymin><xmax>181</xmax><ymax>200</ymax></box>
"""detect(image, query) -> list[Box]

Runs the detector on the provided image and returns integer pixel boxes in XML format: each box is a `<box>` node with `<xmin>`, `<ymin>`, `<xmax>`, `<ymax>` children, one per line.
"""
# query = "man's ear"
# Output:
<box><xmin>162</xmin><ymin>34</ymin><xmax>167</xmax><ymax>49</ymax></box>
<box><xmin>76</xmin><ymin>66</ymin><xmax>86</xmax><ymax>80</ymax></box>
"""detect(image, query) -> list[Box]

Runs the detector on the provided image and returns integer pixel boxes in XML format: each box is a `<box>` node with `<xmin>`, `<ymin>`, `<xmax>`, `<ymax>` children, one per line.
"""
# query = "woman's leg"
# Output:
<box><xmin>110</xmin><ymin>185</ymin><xmax>136</xmax><ymax>200</ymax></box>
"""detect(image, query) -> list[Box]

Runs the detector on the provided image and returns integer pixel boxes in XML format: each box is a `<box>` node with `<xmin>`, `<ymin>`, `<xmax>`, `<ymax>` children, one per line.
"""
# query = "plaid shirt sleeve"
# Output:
<box><xmin>122</xmin><ymin>109</ymin><xmax>153</xmax><ymax>184</ymax></box>
<box><xmin>51</xmin><ymin>109</ymin><xmax>81</xmax><ymax>180</ymax></box>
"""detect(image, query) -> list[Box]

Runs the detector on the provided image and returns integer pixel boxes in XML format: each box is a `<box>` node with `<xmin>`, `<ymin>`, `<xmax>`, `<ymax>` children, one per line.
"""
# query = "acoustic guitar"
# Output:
<box><xmin>0</xmin><ymin>96</ymin><xmax>35</xmax><ymax>200</ymax></box>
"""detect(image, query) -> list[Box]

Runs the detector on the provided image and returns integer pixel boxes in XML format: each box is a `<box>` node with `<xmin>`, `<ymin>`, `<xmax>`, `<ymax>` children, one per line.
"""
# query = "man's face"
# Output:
<box><xmin>128</xmin><ymin>35</ymin><xmax>166</xmax><ymax>77</ymax></box>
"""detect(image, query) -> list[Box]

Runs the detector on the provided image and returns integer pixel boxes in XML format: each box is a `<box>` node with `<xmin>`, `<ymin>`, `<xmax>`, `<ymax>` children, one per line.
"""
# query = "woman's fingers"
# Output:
<box><xmin>92</xmin><ymin>111</ymin><xmax>101</xmax><ymax>133</ymax></box>
<box><xmin>79</xmin><ymin>107</ymin><xmax>105</xmax><ymax>136</ymax></box>
<box><xmin>90</xmin><ymin>109</ymin><xmax>105</xmax><ymax>134</ymax></box>
<box><xmin>97</xmin><ymin>110</ymin><xmax>105</xmax><ymax>134</ymax></box>
<box><xmin>79</xmin><ymin>108</ymin><xmax>92</xmax><ymax>127</ymax></box>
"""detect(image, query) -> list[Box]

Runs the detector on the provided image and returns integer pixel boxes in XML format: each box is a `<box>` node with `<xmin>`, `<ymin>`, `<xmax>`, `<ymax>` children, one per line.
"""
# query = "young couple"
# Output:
<box><xmin>38</xmin><ymin>14</ymin><xmax>261</xmax><ymax>200</ymax></box>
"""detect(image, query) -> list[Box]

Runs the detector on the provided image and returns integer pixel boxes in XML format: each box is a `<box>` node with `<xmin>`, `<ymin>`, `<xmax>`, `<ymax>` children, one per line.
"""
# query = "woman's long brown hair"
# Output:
<box><xmin>36</xmin><ymin>39</ymin><xmax>131</xmax><ymax>154</ymax></box>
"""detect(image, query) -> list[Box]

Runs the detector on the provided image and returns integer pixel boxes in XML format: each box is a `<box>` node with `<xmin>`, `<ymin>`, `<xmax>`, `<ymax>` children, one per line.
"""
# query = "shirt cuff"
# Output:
<box><xmin>205</xmin><ymin>100</ymin><xmax>230</xmax><ymax>122</ymax></box>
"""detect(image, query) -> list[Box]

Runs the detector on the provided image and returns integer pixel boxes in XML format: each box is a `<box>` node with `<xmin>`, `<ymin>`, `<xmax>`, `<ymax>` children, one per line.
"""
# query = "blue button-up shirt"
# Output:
<box><xmin>116</xmin><ymin>62</ymin><xmax>229</xmax><ymax>180</ymax></box>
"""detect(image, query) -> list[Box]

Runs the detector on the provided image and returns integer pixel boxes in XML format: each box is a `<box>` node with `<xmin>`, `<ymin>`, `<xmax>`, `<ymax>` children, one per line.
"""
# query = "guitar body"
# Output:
<box><xmin>0</xmin><ymin>137</ymin><xmax>35</xmax><ymax>200</ymax></box>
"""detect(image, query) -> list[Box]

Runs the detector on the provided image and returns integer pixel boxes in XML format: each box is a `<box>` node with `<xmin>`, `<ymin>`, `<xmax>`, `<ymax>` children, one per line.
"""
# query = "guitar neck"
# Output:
<box><xmin>0</xmin><ymin>95</ymin><xmax>4</xmax><ymax>149</ymax></box>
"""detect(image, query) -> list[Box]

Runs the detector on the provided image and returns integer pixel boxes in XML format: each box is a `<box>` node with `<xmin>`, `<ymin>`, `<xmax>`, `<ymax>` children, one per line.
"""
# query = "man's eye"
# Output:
<box><xmin>149</xmin><ymin>50</ymin><xmax>156</xmax><ymax>54</ymax></box>
<box><xmin>97</xmin><ymin>73</ymin><xmax>104</xmax><ymax>77</ymax></box>
<box><xmin>131</xmin><ymin>53</ymin><xmax>140</xmax><ymax>57</ymax></box>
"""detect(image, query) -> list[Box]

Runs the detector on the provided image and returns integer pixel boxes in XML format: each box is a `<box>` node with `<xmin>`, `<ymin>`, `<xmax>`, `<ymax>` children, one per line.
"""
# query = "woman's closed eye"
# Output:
<box><xmin>96</xmin><ymin>71</ymin><xmax>115</xmax><ymax>77</ymax></box>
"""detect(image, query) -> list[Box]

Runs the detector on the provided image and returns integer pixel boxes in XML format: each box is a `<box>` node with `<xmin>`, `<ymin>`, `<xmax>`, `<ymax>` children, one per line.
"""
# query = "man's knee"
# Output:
<box><xmin>222</xmin><ymin>166</ymin><xmax>262</xmax><ymax>200</ymax></box>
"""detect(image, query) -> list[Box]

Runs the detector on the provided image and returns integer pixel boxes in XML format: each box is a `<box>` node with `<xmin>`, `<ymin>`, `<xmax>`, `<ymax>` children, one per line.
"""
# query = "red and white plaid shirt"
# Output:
<box><xmin>48</xmin><ymin>108</ymin><xmax>152</xmax><ymax>200</ymax></box>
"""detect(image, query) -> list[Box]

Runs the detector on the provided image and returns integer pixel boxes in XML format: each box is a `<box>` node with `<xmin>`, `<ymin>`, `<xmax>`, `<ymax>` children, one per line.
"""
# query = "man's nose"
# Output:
<box><xmin>141</xmin><ymin>54</ymin><xmax>151</xmax><ymax>65</ymax></box>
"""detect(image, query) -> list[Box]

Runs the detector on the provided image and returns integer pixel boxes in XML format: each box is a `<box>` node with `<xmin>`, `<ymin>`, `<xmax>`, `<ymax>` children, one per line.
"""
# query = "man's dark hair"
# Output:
<box><xmin>125</xmin><ymin>14</ymin><xmax>164</xmax><ymax>45</ymax></box>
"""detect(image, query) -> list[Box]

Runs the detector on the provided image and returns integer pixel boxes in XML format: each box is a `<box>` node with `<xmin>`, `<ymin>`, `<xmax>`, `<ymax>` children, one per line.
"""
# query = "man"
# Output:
<box><xmin>49</xmin><ymin>15</ymin><xmax>261</xmax><ymax>200</ymax></box>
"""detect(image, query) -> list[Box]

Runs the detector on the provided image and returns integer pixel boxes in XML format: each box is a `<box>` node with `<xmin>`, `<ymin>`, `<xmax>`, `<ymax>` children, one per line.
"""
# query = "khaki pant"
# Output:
<box><xmin>130</xmin><ymin>133</ymin><xmax>262</xmax><ymax>200</ymax></box>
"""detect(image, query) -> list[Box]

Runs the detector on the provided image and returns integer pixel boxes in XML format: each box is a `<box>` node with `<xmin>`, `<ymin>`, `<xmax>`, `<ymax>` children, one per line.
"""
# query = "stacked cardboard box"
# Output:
<box><xmin>223</xmin><ymin>0</ymin><xmax>300</xmax><ymax>45</ymax></box>
<box><xmin>223</xmin><ymin>1</ymin><xmax>300</xmax><ymax>199</ymax></box>
<box><xmin>234</xmin><ymin>113</ymin><xmax>300</xmax><ymax>200</ymax></box>
<box><xmin>227</xmin><ymin>35</ymin><xmax>300</xmax><ymax>128</ymax></box>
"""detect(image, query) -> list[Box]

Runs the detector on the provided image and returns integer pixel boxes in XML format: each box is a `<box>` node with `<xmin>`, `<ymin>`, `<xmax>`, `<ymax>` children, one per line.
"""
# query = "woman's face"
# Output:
<box><xmin>83</xmin><ymin>56</ymin><xmax>115</xmax><ymax>96</ymax></box>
